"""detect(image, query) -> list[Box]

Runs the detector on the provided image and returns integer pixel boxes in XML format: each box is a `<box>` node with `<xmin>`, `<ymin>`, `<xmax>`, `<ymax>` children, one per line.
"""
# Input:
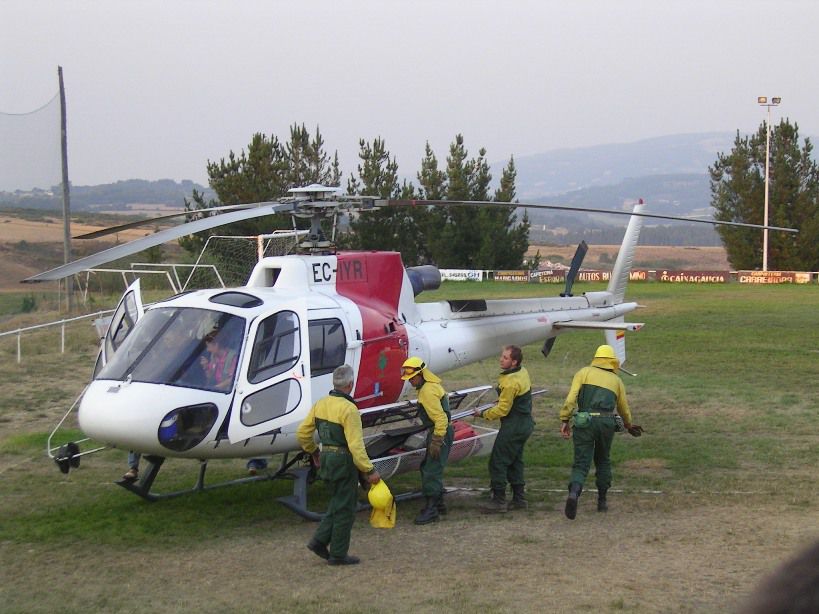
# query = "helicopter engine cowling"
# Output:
<box><xmin>406</xmin><ymin>265</ymin><xmax>441</xmax><ymax>296</ymax></box>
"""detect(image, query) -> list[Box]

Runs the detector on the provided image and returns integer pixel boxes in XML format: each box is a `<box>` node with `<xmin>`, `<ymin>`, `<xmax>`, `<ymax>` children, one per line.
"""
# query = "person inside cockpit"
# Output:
<box><xmin>199</xmin><ymin>329</ymin><xmax>239</xmax><ymax>391</ymax></box>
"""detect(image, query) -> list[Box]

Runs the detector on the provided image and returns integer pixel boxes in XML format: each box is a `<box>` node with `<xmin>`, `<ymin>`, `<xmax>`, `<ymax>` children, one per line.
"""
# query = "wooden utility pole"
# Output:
<box><xmin>58</xmin><ymin>66</ymin><xmax>73</xmax><ymax>311</ymax></box>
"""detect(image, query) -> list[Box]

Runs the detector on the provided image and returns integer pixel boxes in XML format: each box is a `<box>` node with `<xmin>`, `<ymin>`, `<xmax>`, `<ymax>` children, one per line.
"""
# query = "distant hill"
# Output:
<box><xmin>495</xmin><ymin>132</ymin><xmax>737</xmax><ymax>246</ymax></box>
<box><xmin>0</xmin><ymin>179</ymin><xmax>212</xmax><ymax>212</ymax></box>
<box><xmin>523</xmin><ymin>173</ymin><xmax>722</xmax><ymax>245</ymax></box>
<box><xmin>508</xmin><ymin>132</ymin><xmax>736</xmax><ymax>199</ymax></box>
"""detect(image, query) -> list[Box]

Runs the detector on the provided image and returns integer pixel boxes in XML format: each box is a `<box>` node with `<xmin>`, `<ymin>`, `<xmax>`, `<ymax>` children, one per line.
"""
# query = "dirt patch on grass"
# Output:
<box><xmin>621</xmin><ymin>457</ymin><xmax>673</xmax><ymax>478</ymax></box>
<box><xmin>0</xmin><ymin>214</ymin><xmax>149</xmax><ymax>244</ymax></box>
<box><xmin>0</xmin><ymin>214</ymin><xmax>166</xmax><ymax>289</ymax></box>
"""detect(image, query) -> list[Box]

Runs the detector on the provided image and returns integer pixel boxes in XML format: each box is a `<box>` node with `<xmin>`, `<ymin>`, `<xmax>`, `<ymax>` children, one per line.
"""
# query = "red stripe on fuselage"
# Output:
<box><xmin>336</xmin><ymin>252</ymin><xmax>409</xmax><ymax>408</ymax></box>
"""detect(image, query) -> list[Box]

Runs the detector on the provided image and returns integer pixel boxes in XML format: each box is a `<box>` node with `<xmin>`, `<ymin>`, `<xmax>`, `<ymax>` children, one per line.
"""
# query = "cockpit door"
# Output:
<box><xmin>227</xmin><ymin>300</ymin><xmax>311</xmax><ymax>443</ymax></box>
<box><xmin>97</xmin><ymin>279</ymin><xmax>145</xmax><ymax>371</ymax></box>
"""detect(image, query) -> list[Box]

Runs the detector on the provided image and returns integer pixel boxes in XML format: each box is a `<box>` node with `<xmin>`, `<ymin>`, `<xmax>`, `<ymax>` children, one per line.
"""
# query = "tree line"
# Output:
<box><xmin>181</xmin><ymin>125</ymin><xmax>528</xmax><ymax>269</ymax></box>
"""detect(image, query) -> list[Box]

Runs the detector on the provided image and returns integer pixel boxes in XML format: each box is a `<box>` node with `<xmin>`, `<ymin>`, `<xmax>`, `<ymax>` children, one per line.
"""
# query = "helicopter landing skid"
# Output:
<box><xmin>115</xmin><ymin>452</ymin><xmax>305</xmax><ymax>502</ymax></box>
<box><xmin>276</xmin><ymin>465</ymin><xmax>426</xmax><ymax>522</ymax></box>
<box><xmin>276</xmin><ymin>466</ymin><xmax>324</xmax><ymax>521</ymax></box>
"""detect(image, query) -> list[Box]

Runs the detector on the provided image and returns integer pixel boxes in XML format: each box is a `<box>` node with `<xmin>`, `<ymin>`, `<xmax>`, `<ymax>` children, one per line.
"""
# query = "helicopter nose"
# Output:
<box><xmin>78</xmin><ymin>382</ymin><xmax>222</xmax><ymax>454</ymax></box>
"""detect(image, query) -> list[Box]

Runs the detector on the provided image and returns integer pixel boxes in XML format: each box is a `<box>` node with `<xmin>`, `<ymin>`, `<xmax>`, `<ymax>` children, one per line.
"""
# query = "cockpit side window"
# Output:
<box><xmin>248</xmin><ymin>310</ymin><xmax>301</xmax><ymax>384</ymax></box>
<box><xmin>105</xmin><ymin>292</ymin><xmax>139</xmax><ymax>358</ymax></box>
<box><xmin>308</xmin><ymin>318</ymin><xmax>346</xmax><ymax>377</ymax></box>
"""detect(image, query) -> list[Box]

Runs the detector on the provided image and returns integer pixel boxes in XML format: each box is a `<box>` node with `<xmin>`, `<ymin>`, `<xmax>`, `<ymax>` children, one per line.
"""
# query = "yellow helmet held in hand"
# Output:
<box><xmin>368</xmin><ymin>480</ymin><xmax>397</xmax><ymax>529</ymax></box>
<box><xmin>368</xmin><ymin>479</ymin><xmax>393</xmax><ymax>509</ymax></box>
<box><xmin>400</xmin><ymin>356</ymin><xmax>426</xmax><ymax>381</ymax></box>
<box><xmin>594</xmin><ymin>344</ymin><xmax>617</xmax><ymax>360</ymax></box>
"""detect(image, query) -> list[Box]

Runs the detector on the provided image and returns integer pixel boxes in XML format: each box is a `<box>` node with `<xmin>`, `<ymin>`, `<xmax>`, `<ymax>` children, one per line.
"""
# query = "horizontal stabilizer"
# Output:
<box><xmin>553</xmin><ymin>321</ymin><xmax>644</xmax><ymax>332</ymax></box>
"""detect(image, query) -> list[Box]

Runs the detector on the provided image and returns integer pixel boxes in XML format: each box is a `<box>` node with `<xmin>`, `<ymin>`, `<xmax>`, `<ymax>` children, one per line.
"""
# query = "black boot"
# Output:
<box><xmin>597</xmin><ymin>488</ymin><xmax>608</xmax><ymax>512</ymax></box>
<box><xmin>418</xmin><ymin>494</ymin><xmax>446</xmax><ymax>515</ymax></box>
<box><xmin>414</xmin><ymin>497</ymin><xmax>440</xmax><ymax>525</ymax></box>
<box><xmin>306</xmin><ymin>538</ymin><xmax>330</xmax><ymax>560</ymax></box>
<box><xmin>482</xmin><ymin>488</ymin><xmax>508</xmax><ymax>513</ymax></box>
<box><xmin>509</xmin><ymin>484</ymin><xmax>527</xmax><ymax>510</ymax></box>
<box><xmin>564</xmin><ymin>482</ymin><xmax>583</xmax><ymax>520</ymax></box>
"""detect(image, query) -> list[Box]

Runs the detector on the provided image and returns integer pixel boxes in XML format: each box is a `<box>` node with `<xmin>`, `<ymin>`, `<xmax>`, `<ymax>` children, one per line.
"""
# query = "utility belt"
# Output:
<box><xmin>573</xmin><ymin>410</ymin><xmax>615</xmax><ymax>429</ymax></box>
<box><xmin>321</xmin><ymin>445</ymin><xmax>349</xmax><ymax>454</ymax></box>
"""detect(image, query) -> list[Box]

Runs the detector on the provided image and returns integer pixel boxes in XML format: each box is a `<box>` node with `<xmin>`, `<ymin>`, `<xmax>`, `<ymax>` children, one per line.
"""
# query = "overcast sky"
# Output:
<box><xmin>1</xmin><ymin>0</ymin><xmax>817</xmax><ymax>190</ymax></box>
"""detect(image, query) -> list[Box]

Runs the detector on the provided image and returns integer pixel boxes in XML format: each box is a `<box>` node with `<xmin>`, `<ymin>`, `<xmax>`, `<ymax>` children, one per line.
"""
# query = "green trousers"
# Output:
<box><xmin>570</xmin><ymin>415</ymin><xmax>616</xmax><ymax>490</ymax></box>
<box><xmin>314</xmin><ymin>451</ymin><xmax>359</xmax><ymax>559</ymax></box>
<box><xmin>489</xmin><ymin>414</ymin><xmax>535</xmax><ymax>492</ymax></box>
<box><xmin>420</xmin><ymin>424</ymin><xmax>454</xmax><ymax>498</ymax></box>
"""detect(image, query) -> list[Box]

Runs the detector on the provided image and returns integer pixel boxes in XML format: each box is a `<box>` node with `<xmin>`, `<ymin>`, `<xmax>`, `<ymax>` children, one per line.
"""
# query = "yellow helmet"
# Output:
<box><xmin>368</xmin><ymin>480</ymin><xmax>397</xmax><ymax>529</ymax></box>
<box><xmin>594</xmin><ymin>344</ymin><xmax>617</xmax><ymax>359</ymax></box>
<box><xmin>401</xmin><ymin>356</ymin><xmax>426</xmax><ymax>380</ymax></box>
<box><xmin>368</xmin><ymin>479</ymin><xmax>393</xmax><ymax>509</ymax></box>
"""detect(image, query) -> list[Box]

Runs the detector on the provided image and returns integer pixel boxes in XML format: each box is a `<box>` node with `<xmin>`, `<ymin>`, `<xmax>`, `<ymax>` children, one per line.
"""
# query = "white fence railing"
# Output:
<box><xmin>0</xmin><ymin>308</ymin><xmax>113</xmax><ymax>364</ymax></box>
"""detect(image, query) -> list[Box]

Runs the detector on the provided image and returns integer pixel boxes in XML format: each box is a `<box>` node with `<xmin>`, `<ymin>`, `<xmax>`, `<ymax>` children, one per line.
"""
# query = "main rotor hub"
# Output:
<box><xmin>286</xmin><ymin>184</ymin><xmax>379</xmax><ymax>254</ymax></box>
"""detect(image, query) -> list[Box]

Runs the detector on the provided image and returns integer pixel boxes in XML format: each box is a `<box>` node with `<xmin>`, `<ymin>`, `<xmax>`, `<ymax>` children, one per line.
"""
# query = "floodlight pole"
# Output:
<box><xmin>58</xmin><ymin>66</ymin><xmax>73</xmax><ymax>310</ymax></box>
<box><xmin>757</xmin><ymin>96</ymin><xmax>781</xmax><ymax>272</ymax></box>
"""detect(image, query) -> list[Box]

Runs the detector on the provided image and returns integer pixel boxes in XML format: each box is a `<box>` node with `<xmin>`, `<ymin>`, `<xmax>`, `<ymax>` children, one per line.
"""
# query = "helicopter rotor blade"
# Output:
<box><xmin>383</xmin><ymin>199</ymin><xmax>799</xmax><ymax>233</ymax></box>
<box><xmin>23</xmin><ymin>202</ymin><xmax>295</xmax><ymax>283</ymax></box>
<box><xmin>73</xmin><ymin>202</ymin><xmax>267</xmax><ymax>240</ymax></box>
<box><xmin>73</xmin><ymin>186</ymin><xmax>361</xmax><ymax>240</ymax></box>
<box><xmin>561</xmin><ymin>240</ymin><xmax>588</xmax><ymax>297</ymax></box>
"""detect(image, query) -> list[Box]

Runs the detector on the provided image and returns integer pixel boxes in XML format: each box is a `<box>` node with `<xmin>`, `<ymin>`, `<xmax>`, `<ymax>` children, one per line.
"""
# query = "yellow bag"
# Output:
<box><xmin>368</xmin><ymin>480</ymin><xmax>397</xmax><ymax>529</ymax></box>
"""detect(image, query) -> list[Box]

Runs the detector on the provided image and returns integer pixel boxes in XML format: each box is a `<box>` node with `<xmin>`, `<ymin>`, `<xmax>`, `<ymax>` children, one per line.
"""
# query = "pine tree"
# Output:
<box><xmin>425</xmin><ymin>135</ymin><xmax>478</xmax><ymax>268</ymax></box>
<box><xmin>424</xmin><ymin>136</ymin><xmax>527</xmax><ymax>269</ymax></box>
<box><xmin>710</xmin><ymin>119</ymin><xmax>819</xmax><ymax>270</ymax></box>
<box><xmin>345</xmin><ymin>138</ymin><xmax>429</xmax><ymax>265</ymax></box>
<box><xmin>180</xmin><ymin>125</ymin><xmax>338</xmax><ymax>261</ymax></box>
<box><xmin>476</xmin><ymin>156</ymin><xmax>530</xmax><ymax>269</ymax></box>
<box><xmin>416</xmin><ymin>142</ymin><xmax>447</xmax><ymax>200</ymax></box>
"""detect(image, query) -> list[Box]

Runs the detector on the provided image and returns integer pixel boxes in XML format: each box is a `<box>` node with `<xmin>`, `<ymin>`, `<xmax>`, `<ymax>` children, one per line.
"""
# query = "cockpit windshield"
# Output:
<box><xmin>96</xmin><ymin>307</ymin><xmax>245</xmax><ymax>393</ymax></box>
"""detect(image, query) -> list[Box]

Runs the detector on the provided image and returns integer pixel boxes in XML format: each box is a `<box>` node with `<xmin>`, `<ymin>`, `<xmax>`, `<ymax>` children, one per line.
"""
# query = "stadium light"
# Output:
<box><xmin>758</xmin><ymin>96</ymin><xmax>781</xmax><ymax>271</ymax></box>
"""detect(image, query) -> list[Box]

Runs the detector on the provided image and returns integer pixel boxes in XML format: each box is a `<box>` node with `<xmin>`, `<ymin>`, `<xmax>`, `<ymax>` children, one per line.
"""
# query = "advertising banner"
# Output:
<box><xmin>737</xmin><ymin>271</ymin><xmax>801</xmax><ymax>284</ymax></box>
<box><xmin>440</xmin><ymin>269</ymin><xmax>482</xmax><ymax>281</ymax></box>
<box><xmin>658</xmin><ymin>270</ymin><xmax>729</xmax><ymax>283</ymax></box>
<box><xmin>530</xmin><ymin>270</ymin><xmax>566</xmax><ymax>284</ymax></box>
<box><xmin>577</xmin><ymin>270</ymin><xmax>611</xmax><ymax>282</ymax></box>
<box><xmin>494</xmin><ymin>270</ymin><xmax>529</xmax><ymax>282</ymax></box>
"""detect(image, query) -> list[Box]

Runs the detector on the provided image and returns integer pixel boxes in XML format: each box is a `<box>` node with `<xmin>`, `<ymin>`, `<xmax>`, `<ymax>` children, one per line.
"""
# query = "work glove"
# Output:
<box><xmin>626</xmin><ymin>424</ymin><xmax>645</xmax><ymax>437</ymax></box>
<box><xmin>428</xmin><ymin>434</ymin><xmax>444</xmax><ymax>459</ymax></box>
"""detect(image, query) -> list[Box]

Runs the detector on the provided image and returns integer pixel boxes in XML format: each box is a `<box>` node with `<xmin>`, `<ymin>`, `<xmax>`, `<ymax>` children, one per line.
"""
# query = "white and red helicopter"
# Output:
<box><xmin>30</xmin><ymin>185</ymin><xmax>796</xmax><ymax>517</ymax></box>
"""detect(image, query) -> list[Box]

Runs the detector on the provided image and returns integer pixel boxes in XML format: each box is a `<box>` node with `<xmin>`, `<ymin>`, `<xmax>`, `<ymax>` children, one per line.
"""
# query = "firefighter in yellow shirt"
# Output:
<box><xmin>559</xmin><ymin>344</ymin><xmax>641</xmax><ymax>519</ymax></box>
<box><xmin>297</xmin><ymin>364</ymin><xmax>380</xmax><ymax>565</ymax></box>
<box><xmin>474</xmin><ymin>345</ymin><xmax>534</xmax><ymax>513</ymax></box>
<box><xmin>401</xmin><ymin>356</ymin><xmax>454</xmax><ymax>525</ymax></box>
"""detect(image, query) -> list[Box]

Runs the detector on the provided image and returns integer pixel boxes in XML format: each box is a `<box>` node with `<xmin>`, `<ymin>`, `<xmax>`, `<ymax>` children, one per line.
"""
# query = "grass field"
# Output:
<box><xmin>1</xmin><ymin>281</ymin><xmax>818</xmax><ymax>613</ymax></box>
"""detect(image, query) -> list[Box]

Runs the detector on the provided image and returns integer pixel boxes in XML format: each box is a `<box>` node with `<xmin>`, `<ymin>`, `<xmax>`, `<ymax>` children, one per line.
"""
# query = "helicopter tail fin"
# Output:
<box><xmin>607</xmin><ymin>200</ymin><xmax>645</xmax><ymax>304</ymax></box>
<box><xmin>605</xmin><ymin>326</ymin><xmax>627</xmax><ymax>367</ymax></box>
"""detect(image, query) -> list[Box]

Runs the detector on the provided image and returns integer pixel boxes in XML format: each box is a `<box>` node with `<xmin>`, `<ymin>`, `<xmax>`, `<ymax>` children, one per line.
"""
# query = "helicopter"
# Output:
<box><xmin>31</xmin><ymin>185</ymin><xmax>798</xmax><ymax>518</ymax></box>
